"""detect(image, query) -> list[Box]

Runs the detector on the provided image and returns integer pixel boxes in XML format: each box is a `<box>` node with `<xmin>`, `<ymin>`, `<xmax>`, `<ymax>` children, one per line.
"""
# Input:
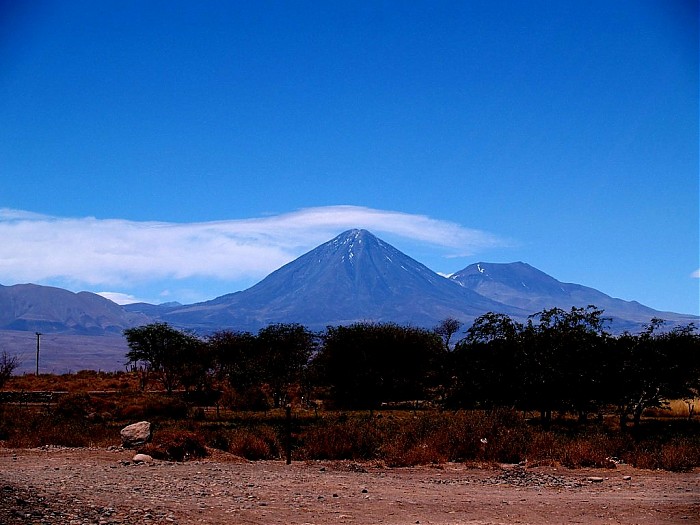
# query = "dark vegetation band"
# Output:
<box><xmin>120</xmin><ymin>306</ymin><xmax>699</xmax><ymax>429</ymax></box>
<box><xmin>1</xmin><ymin>305</ymin><xmax>698</xmax><ymax>472</ymax></box>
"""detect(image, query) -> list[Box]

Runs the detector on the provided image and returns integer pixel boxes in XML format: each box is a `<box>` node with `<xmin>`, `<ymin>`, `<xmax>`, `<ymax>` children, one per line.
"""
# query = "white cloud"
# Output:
<box><xmin>0</xmin><ymin>205</ymin><xmax>509</xmax><ymax>288</ymax></box>
<box><xmin>96</xmin><ymin>292</ymin><xmax>145</xmax><ymax>305</ymax></box>
<box><xmin>692</xmin><ymin>269</ymin><xmax>700</xmax><ymax>279</ymax></box>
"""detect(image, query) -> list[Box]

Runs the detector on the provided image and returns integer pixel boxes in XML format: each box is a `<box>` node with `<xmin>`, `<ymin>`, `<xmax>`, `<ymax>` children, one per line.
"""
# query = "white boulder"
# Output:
<box><xmin>132</xmin><ymin>453</ymin><xmax>153</xmax><ymax>463</ymax></box>
<box><xmin>120</xmin><ymin>421</ymin><xmax>152</xmax><ymax>448</ymax></box>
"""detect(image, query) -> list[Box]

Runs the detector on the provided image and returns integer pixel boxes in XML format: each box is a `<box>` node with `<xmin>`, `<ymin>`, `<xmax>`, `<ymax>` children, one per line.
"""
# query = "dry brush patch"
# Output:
<box><xmin>6</xmin><ymin>370</ymin><xmax>139</xmax><ymax>393</ymax></box>
<box><xmin>139</xmin><ymin>426</ymin><xmax>208</xmax><ymax>461</ymax></box>
<box><xmin>1</xmin><ymin>374</ymin><xmax>699</xmax><ymax>471</ymax></box>
<box><xmin>644</xmin><ymin>398</ymin><xmax>700</xmax><ymax>419</ymax></box>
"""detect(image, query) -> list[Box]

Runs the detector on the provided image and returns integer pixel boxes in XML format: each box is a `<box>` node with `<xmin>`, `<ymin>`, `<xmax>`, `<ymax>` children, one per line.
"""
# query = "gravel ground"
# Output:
<box><xmin>1</xmin><ymin>447</ymin><xmax>699</xmax><ymax>524</ymax></box>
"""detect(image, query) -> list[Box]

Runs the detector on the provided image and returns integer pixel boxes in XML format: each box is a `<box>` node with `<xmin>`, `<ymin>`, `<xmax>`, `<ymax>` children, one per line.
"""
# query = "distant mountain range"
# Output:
<box><xmin>0</xmin><ymin>283</ymin><xmax>149</xmax><ymax>373</ymax></box>
<box><xmin>1</xmin><ymin>229</ymin><xmax>697</xmax><ymax>372</ymax></box>
<box><xmin>0</xmin><ymin>283</ymin><xmax>149</xmax><ymax>335</ymax></box>
<box><xmin>448</xmin><ymin>261</ymin><xmax>685</xmax><ymax>333</ymax></box>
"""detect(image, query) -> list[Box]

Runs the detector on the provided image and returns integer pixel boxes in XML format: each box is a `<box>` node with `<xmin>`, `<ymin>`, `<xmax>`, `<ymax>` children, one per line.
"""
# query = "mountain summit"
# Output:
<box><xmin>162</xmin><ymin>229</ymin><xmax>522</xmax><ymax>331</ymax></box>
<box><xmin>449</xmin><ymin>261</ymin><xmax>697</xmax><ymax>331</ymax></box>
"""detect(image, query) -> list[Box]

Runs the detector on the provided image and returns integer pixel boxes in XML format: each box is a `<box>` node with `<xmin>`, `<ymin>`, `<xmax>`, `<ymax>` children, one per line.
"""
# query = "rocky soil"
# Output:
<box><xmin>1</xmin><ymin>447</ymin><xmax>698</xmax><ymax>524</ymax></box>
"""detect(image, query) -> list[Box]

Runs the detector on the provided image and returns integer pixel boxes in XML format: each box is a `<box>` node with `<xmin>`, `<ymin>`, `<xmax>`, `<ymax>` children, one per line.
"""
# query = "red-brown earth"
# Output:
<box><xmin>1</xmin><ymin>447</ymin><xmax>698</xmax><ymax>524</ymax></box>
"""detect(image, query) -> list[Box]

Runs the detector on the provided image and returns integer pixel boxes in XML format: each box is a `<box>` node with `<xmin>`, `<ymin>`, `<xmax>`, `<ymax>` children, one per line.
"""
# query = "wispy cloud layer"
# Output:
<box><xmin>95</xmin><ymin>291</ymin><xmax>148</xmax><ymax>304</ymax></box>
<box><xmin>0</xmin><ymin>206</ymin><xmax>508</xmax><ymax>292</ymax></box>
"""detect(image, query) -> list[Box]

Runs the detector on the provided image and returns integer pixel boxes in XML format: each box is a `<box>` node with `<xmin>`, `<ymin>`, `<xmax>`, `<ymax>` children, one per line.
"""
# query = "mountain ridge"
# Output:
<box><xmin>160</xmin><ymin>229</ymin><xmax>528</xmax><ymax>331</ymax></box>
<box><xmin>1</xmin><ymin>228</ymin><xmax>697</xmax><ymax>372</ymax></box>
<box><xmin>0</xmin><ymin>283</ymin><xmax>149</xmax><ymax>335</ymax></box>
<box><xmin>449</xmin><ymin>261</ymin><xmax>692</xmax><ymax>331</ymax></box>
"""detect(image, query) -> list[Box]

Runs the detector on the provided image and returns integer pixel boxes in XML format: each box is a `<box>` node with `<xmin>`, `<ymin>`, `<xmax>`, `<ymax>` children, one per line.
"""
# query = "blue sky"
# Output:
<box><xmin>1</xmin><ymin>1</ymin><xmax>698</xmax><ymax>315</ymax></box>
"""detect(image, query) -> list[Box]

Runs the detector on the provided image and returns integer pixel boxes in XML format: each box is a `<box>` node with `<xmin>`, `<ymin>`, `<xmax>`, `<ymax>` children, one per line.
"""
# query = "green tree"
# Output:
<box><xmin>316</xmin><ymin>322</ymin><xmax>445</xmax><ymax>410</ymax></box>
<box><xmin>432</xmin><ymin>317</ymin><xmax>464</xmax><ymax>402</ymax></box>
<box><xmin>256</xmin><ymin>323</ymin><xmax>317</xmax><ymax>407</ymax></box>
<box><xmin>669</xmin><ymin>323</ymin><xmax>700</xmax><ymax>418</ymax></box>
<box><xmin>451</xmin><ymin>312</ymin><xmax>524</xmax><ymax>409</ymax></box>
<box><xmin>522</xmin><ymin>306</ymin><xmax>610</xmax><ymax>423</ymax></box>
<box><xmin>124</xmin><ymin>322</ymin><xmax>201</xmax><ymax>393</ymax></box>
<box><xmin>179</xmin><ymin>339</ymin><xmax>215</xmax><ymax>394</ymax></box>
<box><xmin>209</xmin><ymin>330</ymin><xmax>260</xmax><ymax>387</ymax></box>
<box><xmin>611</xmin><ymin>319</ymin><xmax>700</xmax><ymax>429</ymax></box>
<box><xmin>434</xmin><ymin>317</ymin><xmax>463</xmax><ymax>351</ymax></box>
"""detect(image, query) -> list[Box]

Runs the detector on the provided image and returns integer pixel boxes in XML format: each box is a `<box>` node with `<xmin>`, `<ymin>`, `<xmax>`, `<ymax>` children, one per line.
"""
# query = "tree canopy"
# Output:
<box><xmin>122</xmin><ymin>311</ymin><xmax>700</xmax><ymax>426</ymax></box>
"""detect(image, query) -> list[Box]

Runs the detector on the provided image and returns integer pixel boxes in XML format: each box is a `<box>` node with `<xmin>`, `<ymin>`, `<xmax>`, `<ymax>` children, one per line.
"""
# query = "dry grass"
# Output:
<box><xmin>644</xmin><ymin>399</ymin><xmax>700</xmax><ymax>418</ymax></box>
<box><xmin>140</xmin><ymin>426</ymin><xmax>208</xmax><ymax>461</ymax></box>
<box><xmin>1</xmin><ymin>372</ymin><xmax>699</xmax><ymax>470</ymax></box>
<box><xmin>2</xmin><ymin>401</ymin><xmax>698</xmax><ymax>470</ymax></box>
<box><xmin>114</xmin><ymin>394</ymin><xmax>190</xmax><ymax>420</ymax></box>
<box><xmin>0</xmin><ymin>402</ymin><xmax>119</xmax><ymax>448</ymax></box>
<box><xmin>295</xmin><ymin>410</ymin><xmax>531</xmax><ymax>466</ymax></box>
<box><xmin>6</xmin><ymin>370</ymin><xmax>139</xmax><ymax>393</ymax></box>
<box><xmin>557</xmin><ymin>433</ymin><xmax>621</xmax><ymax>469</ymax></box>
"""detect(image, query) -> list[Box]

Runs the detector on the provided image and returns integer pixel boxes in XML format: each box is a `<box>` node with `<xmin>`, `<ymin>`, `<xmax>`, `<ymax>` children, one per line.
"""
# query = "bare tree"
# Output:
<box><xmin>434</xmin><ymin>317</ymin><xmax>463</xmax><ymax>351</ymax></box>
<box><xmin>0</xmin><ymin>350</ymin><xmax>20</xmax><ymax>390</ymax></box>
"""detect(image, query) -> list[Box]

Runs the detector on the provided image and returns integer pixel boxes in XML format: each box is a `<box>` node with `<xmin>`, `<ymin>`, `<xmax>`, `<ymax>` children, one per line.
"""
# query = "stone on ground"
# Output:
<box><xmin>120</xmin><ymin>421</ymin><xmax>152</xmax><ymax>448</ymax></box>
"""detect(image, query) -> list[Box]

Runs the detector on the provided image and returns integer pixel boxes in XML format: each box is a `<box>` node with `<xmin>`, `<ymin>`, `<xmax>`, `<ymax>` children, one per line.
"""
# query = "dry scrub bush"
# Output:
<box><xmin>625</xmin><ymin>443</ymin><xmax>662</xmax><ymax>470</ymax></box>
<box><xmin>659</xmin><ymin>438</ymin><xmax>700</xmax><ymax>472</ymax></box>
<box><xmin>378</xmin><ymin>413</ymin><xmax>474</xmax><ymax>466</ymax></box>
<box><xmin>447</xmin><ymin>409</ymin><xmax>530</xmax><ymax>464</ymax></box>
<box><xmin>7</xmin><ymin>371</ymin><xmax>138</xmax><ymax>393</ymax></box>
<box><xmin>380</xmin><ymin>419</ymin><xmax>450</xmax><ymax>467</ymax></box>
<box><xmin>645</xmin><ymin>399</ymin><xmax>699</xmax><ymax>418</ymax></box>
<box><xmin>624</xmin><ymin>438</ymin><xmax>700</xmax><ymax>472</ymax></box>
<box><xmin>296</xmin><ymin>410</ymin><xmax>530</xmax><ymax>466</ymax></box>
<box><xmin>0</xmin><ymin>403</ymin><xmax>116</xmax><ymax>448</ymax></box>
<box><xmin>298</xmin><ymin>416</ymin><xmax>384</xmax><ymax>460</ymax></box>
<box><xmin>527</xmin><ymin>429</ymin><xmax>642</xmax><ymax>470</ymax></box>
<box><xmin>293</xmin><ymin>409</ymin><xmax>699</xmax><ymax>470</ymax></box>
<box><xmin>115</xmin><ymin>395</ymin><xmax>189</xmax><ymax>421</ymax></box>
<box><xmin>525</xmin><ymin>431</ymin><xmax>559</xmax><ymax>465</ymax></box>
<box><xmin>558</xmin><ymin>435</ymin><xmax>618</xmax><ymax>469</ymax></box>
<box><xmin>206</xmin><ymin>426</ymin><xmax>281</xmax><ymax>459</ymax></box>
<box><xmin>205</xmin><ymin>424</ymin><xmax>281</xmax><ymax>460</ymax></box>
<box><xmin>54</xmin><ymin>393</ymin><xmax>92</xmax><ymax>420</ymax></box>
<box><xmin>140</xmin><ymin>427</ymin><xmax>208</xmax><ymax>461</ymax></box>
<box><xmin>522</xmin><ymin>430</ymin><xmax>631</xmax><ymax>469</ymax></box>
<box><xmin>226</xmin><ymin>426</ymin><xmax>281</xmax><ymax>459</ymax></box>
<box><xmin>220</xmin><ymin>386</ymin><xmax>270</xmax><ymax>411</ymax></box>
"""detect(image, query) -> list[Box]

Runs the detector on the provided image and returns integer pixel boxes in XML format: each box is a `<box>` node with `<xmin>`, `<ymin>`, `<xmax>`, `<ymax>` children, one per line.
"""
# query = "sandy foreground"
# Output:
<box><xmin>0</xmin><ymin>447</ymin><xmax>698</xmax><ymax>524</ymax></box>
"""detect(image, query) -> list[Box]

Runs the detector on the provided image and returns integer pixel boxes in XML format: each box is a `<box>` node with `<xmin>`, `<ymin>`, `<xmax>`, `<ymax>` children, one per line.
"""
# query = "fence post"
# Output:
<box><xmin>285</xmin><ymin>404</ymin><xmax>292</xmax><ymax>465</ymax></box>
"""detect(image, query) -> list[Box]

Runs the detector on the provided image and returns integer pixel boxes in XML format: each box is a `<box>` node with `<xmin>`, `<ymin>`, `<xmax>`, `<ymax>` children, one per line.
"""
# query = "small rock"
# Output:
<box><xmin>623</xmin><ymin>476</ymin><xmax>632</xmax><ymax>481</ymax></box>
<box><xmin>132</xmin><ymin>454</ymin><xmax>153</xmax><ymax>463</ymax></box>
<box><xmin>586</xmin><ymin>476</ymin><xmax>604</xmax><ymax>483</ymax></box>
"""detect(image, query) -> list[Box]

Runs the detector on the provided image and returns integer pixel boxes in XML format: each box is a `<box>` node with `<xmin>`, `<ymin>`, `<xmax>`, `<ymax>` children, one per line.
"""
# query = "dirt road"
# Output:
<box><xmin>1</xmin><ymin>447</ymin><xmax>698</xmax><ymax>524</ymax></box>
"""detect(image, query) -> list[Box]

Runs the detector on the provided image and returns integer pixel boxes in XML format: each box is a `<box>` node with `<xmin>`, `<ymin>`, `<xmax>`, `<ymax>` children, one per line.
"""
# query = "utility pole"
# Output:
<box><xmin>35</xmin><ymin>332</ymin><xmax>41</xmax><ymax>376</ymax></box>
